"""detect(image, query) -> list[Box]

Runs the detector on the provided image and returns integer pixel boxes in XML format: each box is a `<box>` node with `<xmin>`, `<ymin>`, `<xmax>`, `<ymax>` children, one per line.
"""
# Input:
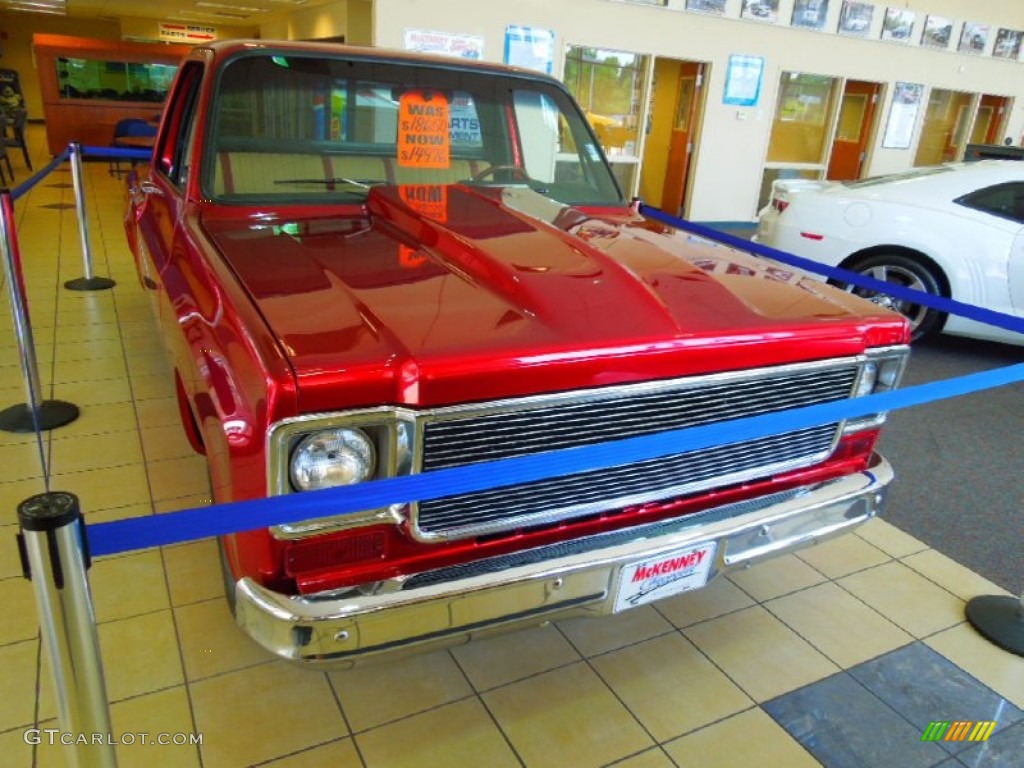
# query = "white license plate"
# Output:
<box><xmin>613</xmin><ymin>542</ymin><xmax>717</xmax><ymax>612</ymax></box>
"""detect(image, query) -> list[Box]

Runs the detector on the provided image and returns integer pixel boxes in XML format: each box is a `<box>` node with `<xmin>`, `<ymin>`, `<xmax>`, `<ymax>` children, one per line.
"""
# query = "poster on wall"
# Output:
<box><xmin>992</xmin><ymin>28</ymin><xmax>1024</xmax><ymax>60</ymax></box>
<box><xmin>958</xmin><ymin>23</ymin><xmax>989</xmax><ymax>55</ymax></box>
<box><xmin>837</xmin><ymin>1</ymin><xmax>873</xmax><ymax>37</ymax></box>
<box><xmin>0</xmin><ymin>69</ymin><xmax>26</xmax><ymax>112</ymax></box>
<box><xmin>722</xmin><ymin>54</ymin><xmax>764</xmax><ymax>106</ymax></box>
<box><xmin>686</xmin><ymin>0</ymin><xmax>726</xmax><ymax>15</ymax></box>
<box><xmin>740</xmin><ymin>0</ymin><xmax>778</xmax><ymax>24</ymax></box>
<box><xmin>791</xmin><ymin>0</ymin><xmax>829</xmax><ymax>31</ymax></box>
<box><xmin>504</xmin><ymin>26</ymin><xmax>555</xmax><ymax>74</ymax></box>
<box><xmin>403</xmin><ymin>29</ymin><xmax>484</xmax><ymax>60</ymax></box>
<box><xmin>921</xmin><ymin>15</ymin><xmax>953</xmax><ymax>49</ymax></box>
<box><xmin>881</xmin><ymin>81</ymin><xmax>923</xmax><ymax>149</ymax></box>
<box><xmin>880</xmin><ymin>8</ymin><xmax>915</xmax><ymax>42</ymax></box>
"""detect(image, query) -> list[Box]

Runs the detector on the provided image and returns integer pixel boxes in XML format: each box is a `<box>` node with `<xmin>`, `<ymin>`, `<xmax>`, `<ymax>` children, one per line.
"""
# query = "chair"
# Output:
<box><xmin>1</xmin><ymin>108</ymin><xmax>31</xmax><ymax>171</ymax></box>
<box><xmin>109</xmin><ymin>117</ymin><xmax>157</xmax><ymax>177</ymax></box>
<box><xmin>0</xmin><ymin>139</ymin><xmax>12</xmax><ymax>186</ymax></box>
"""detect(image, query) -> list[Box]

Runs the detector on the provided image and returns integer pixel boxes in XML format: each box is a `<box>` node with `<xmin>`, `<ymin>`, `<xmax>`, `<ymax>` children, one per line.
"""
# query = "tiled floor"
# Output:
<box><xmin>1</xmin><ymin>125</ymin><xmax>1023</xmax><ymax>768</ymax></box>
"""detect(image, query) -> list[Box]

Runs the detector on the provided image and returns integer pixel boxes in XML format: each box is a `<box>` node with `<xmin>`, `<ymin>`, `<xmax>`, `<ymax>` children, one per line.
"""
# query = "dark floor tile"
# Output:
<box><xmin>763</xmin><ymin>672</ymin><xmax>947</xmax><ymax>768</ymax></box>
<box><xmin>848</xmin><ymin>642</ymin><xmax>1023</xmax><ymax>755</ymax></box>
<box><xmin>955</xmin><ymin>721</ymin><xmax>1024</xmax><ymax>768</ymax></box>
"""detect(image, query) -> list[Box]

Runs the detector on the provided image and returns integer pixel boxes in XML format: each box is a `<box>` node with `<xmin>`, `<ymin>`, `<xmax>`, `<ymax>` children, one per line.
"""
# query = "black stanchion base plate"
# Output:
<box><xmin>64</xmin><ymin>276</ymin><xmax>116</xmax><ymax>291</ymax></box>
<box><xmin>965</xmin><ymin>595</ymin><xmax>1024</xmax><ymax>657</ymax></box>
<box><xmin>0</xmin><ymin>401</ymin><xmax>80</xmax><ymax>432</ymax></box>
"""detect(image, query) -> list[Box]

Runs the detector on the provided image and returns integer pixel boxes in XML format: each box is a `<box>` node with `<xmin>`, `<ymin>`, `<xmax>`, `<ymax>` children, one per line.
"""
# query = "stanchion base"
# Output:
<box><xmin>0</xmin><ymin>401</ymin><xmax>80</xmax><ymax>432</ymax></box>
<box><xmin>965</xmin><ymin>595</ymin><xmax>1024</xmax><ymax>657</ymax></box>
<box><xmin>64</xmin><ymin>276</ymin><xmax>116</xmax><ymax>291</ymax></box>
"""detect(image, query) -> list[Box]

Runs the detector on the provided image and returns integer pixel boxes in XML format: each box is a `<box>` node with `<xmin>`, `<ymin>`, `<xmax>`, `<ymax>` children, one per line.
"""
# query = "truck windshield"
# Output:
<box><xmin>206</xmin><ymin>51</ymin><xmax>624</xmax><ymax>207</ymax></box>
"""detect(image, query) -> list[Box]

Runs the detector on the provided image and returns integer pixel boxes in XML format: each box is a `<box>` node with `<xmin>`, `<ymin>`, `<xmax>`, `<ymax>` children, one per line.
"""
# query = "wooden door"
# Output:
<box><xmin>971</xmin><ymin>95</ymin><xmax>1009</xmax><ymax>145</ymax></box>
<box><xmin>826</xmin><ymin>80</ymin><xmax>880</xmax><ymax>180</ymax></box>
<box><xmin>660</xmin><ymin>62</ymin><xmax>702</xmax><ymax>215</ymax></box>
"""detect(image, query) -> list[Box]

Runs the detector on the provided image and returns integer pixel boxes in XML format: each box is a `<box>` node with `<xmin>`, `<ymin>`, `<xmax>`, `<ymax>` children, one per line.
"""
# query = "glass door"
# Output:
<box><xmin>913</xmin><ymin>88</ymin><xmax>976</xmax><ymax>166</ymax></box>
<box><xmin>564</xmin><ymin>45</ymin><xmax>650</xmax><ymax>197</ymax></box>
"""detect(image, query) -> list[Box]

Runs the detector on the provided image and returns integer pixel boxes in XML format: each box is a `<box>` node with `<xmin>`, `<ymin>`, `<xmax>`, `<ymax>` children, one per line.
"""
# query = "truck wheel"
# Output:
<box><xmin>832</xmin><ymin>252</ymin><xmax>946</xmax><ymax>342</ymax></box>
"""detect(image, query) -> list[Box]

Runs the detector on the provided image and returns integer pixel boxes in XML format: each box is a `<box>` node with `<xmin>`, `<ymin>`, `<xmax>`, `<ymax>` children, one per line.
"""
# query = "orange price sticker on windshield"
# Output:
<box><xmin>398</xmin><ymin>90</ymin><xmax>450</xmax><ymax>169</ymax></box>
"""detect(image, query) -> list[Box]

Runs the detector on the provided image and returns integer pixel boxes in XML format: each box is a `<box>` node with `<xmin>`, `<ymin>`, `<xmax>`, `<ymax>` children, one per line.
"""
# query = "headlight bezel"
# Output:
<box><xmin>845</xmin><ymin>345</ymin><xmax>910</xmax><ymax>433</ymax></box>
<box><xmin>267</xmin><ymin>408</ymin><xmax>418</xmax><ymax>539</ymax></box>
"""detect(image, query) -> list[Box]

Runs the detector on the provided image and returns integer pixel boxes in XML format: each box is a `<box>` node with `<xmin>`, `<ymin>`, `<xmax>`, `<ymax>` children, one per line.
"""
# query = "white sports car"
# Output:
<box><xmin>756</xmin><ymin>161</ymin><xmax>1024</xmax><ymax>344</ymax></box>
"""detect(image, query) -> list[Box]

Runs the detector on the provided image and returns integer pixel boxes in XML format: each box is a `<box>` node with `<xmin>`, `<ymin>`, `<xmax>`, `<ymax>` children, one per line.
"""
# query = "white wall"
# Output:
<box><xmin>369</xmin><ymin>0</ymin><xmax>1024</xmax><ymax>221</ymax></box>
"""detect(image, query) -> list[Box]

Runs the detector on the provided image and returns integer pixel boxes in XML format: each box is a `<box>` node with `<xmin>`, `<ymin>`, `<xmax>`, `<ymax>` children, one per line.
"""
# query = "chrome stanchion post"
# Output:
<box><xmin>17</xmin><ymin>492</ymin><xmax>117</xmax><ymax>768</ymax></box>
<box><xmin>64</xmin><ymin>142</ymin><xmax>115</xmax><ymax>292</ymax></box>
<box><xmin>0</xmin><ymin>189</ymin><xmax>79</xmax><ymax>433</ymax></box>
<box><xmin>966</xmin><ymin>590</ymin><xmax>1024</xmax><ymax>657</ymax></box>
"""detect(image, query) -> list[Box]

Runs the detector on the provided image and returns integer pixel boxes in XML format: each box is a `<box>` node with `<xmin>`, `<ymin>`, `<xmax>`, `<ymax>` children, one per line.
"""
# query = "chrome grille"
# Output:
<box><xmin>414</xmin><ymin>361</ymin><xmax>860</xmax><ymax>539</ymax></box>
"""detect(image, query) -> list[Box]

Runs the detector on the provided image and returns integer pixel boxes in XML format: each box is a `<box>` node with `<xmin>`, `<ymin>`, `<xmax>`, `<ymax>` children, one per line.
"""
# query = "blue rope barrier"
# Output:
<box><xmin>10</xmin><ymin>149</ymin><xmax>71</xmax><ymax>203</ymax></box>
<box><xmin>86</xmin><ymin>363</ymin><xmax>1024</xmax><ymax>556</ymax></box>
<box><xmin>82</xmin><ymin>145</ymin><xmax>151</xmax><ymax>160</ymax></box>
<box><xmin>639</xmin><ymin>203</ymin><xmax>1024</xmax><ymax>338</ymax></box>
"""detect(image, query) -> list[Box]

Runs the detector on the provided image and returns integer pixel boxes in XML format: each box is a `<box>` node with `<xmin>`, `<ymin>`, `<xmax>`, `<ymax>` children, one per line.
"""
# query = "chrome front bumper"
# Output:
<box><xmin>234</xmin><ymin>454</ymin><xmax>893</xmax><ymax>667</ymax></box>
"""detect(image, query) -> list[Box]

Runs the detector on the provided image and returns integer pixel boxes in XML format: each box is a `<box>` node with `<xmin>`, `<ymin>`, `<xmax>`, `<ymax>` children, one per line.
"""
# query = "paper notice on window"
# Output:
<box><xmin>398</xmin><ymin>91</ymin><xmax>450</xmax><ymax>168</ymax></box>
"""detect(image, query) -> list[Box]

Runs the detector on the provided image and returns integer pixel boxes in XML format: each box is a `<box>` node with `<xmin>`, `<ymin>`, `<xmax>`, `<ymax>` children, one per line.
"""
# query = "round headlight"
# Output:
<box><xmin>290</xmin><ymin>428</ymin><xmax>376</xmax><ymax>491</ymax></box>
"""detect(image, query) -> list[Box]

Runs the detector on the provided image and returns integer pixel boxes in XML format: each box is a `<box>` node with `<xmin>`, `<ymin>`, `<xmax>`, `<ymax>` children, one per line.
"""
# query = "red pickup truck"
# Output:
<box><xmin>124</xmin><ymin>39</ymin><xmax>909</xmax><ymax>666</ymax></box>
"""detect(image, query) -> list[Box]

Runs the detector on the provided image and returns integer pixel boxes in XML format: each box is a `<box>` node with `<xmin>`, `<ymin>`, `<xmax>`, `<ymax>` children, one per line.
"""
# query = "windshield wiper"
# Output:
<box><xmin>273</xmin><ymin>178</ymin><xmax>386</xmax><ymax>189</ymax></box>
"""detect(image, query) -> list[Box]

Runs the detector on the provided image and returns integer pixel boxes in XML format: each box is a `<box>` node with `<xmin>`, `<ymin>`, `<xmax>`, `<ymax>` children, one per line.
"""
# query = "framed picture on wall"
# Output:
<box><xmin>992</xmin><ymin>28</ymin><xmax>1024</xmax><ymax>60</ymax></box>
<box><xmin>741</xmin><ymin>0</ymin><xmax>778</xmax><ymax>23</ymax></box>
<box><xmin>959</xmin><ymin>23</ymin><xmax>990</xmax><ymax>55</ymax></box>
<box><xmin>791</xmin><ymin>0</ymin><xmax>829</xmax><ymax>31</ymax></box>
<box><xmin>686</xmin><ymin>0</ymin><xmax>727</xmax><ymax>15</ymax></box>
<box><xmin>880</xmin><ymin>8</ymin><xmax>915</xmax><ymax>42</ymax></box>
<box><xmin>837</xmin><ymin>1</ymin><xmax>873</xmax><ymax>37</ymax></box>
<box><xmin>921</xmin><ymin>15</ymin><xmax>953</xmax><ymax>49</ymax></box>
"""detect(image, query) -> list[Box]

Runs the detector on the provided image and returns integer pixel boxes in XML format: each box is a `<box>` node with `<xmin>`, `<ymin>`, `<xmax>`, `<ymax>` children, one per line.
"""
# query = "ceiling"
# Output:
<box><xmin>3</xmin><ymin>0</ymin><xmax>340</xmax><ymax>28</ymax></box>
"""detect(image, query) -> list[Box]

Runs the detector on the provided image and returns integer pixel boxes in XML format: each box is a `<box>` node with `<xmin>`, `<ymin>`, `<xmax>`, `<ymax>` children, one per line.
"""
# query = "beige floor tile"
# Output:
<box><xmin>838</xmin><ymin>561</ymin><xmax>965</xmax><ymax>638</ymax></box>
<box><xmin>482</xmin><ymin>662</ymin><xmax>652</xmax><ymax>768</ymax></box>
<box><xmin>357</xmin><ymin>698</ymin><xmax>519</xmax><ymax>768</ymax></box>
<box><xmin>663</xmin><ymin>707</ymin><xmax>821</xmax><ymax>768</ymax></box>
<box><xmin>175</xmin><ymin>598</ymin><xmax>269</xmax><ymax>680</ymax></box>
<box><xmin>0</xmin><ymin>441</ymin><xmax>48</xmax><ymax>481</ymax></box>
<box><xmin>855</xmin><ymin>518</ymin><xmax>927</xmax><ymax>558</ymax></box>
<box><xmin>0</xmin><ymin>576</ymin><xmax>41</xmax><ymax>645</ymax></box>
<box><xmin>134</xmin><ymin>396</ymin><xmax>181</xmax><ymax>429</ymax></box>
<box><xmin>0</xmin><ymin>523</ymin><xmax>25</xmax><ymax>579</ymax></box>
<box><xmin>683</xmin><ymin>605</ymin><xmax>839</xmax><ymax>702</ymax></box>
<box><xmin>52</xmin><ymin>337</ymin><xmax>124</xmax><ymax>364</ymax></box>
<box><xmin>765</xmin><ymin>582</ymin><xmax>914</xmax><ymax>667</ymax></box>
<box><xmin>50</xmin><ymin>322</ymin><xmax>121</xmax><ymax>345</ymax></box>
<box><xmin>591</xmin><ymin>633</ymin><xmax>752</xmax><ymax>741</ymax></box>
<box><xmin>902</xmin><ymin>549</ymin><xmax>1013</xmax><ymax>602</ymax></box>
<box><xmin>52</xmin><ymin>401</ymin><xmax>139</xmax><ymax>439</ymax></box>
<box><xmin>191</xmin><ymin>662</ymin><xmax>348</xmax><ymax>768</ymax></box>
<box><xmin>558</xmin><ymin>606</ymin><xmax>673</xmax><ymax>658</ymax></box>
<box><xmin>140</xmin><ymin>424</ymin><xmax>195</xmax><ymax>462</ymax></box>
<box><xmin>260</xmin><ymin>740</ymin><xmax>362</xmax><ymax>767</ymax></box>
<box><xmin>727</xmin><ymin>554</ymin><xmax>827</xmax><ymax>602</ymax></box>
<box><xmin>49</xmin><ymin>430</ymin><xmax>143</xmax><ymax>474</ymax></box>
<box><xmin>154</xmin><ymin>493</ymin><xmax>213</xmax><ymax>513</ymax></box>
<box><xmin>451</xmin><ymin>623</ymin><xmax>580</xmax><ymax>691</ymax></box>
<box><xmin>0</xmin><ymin>639</ymin><xmax>39</xmax><ymax>732</ymax></box>
<box><xmin>130</xmin><ymin>372</ymin><xmax>178</xmax><ymax>401</ymax></box>
<box><xmin>90</xmin><ymin>549</ymin><xmax>170</xmax><ymax>623</ymax></box>
<box><xmin>330</xmin><ymin>648</ymin><xmax>473</xmax><ymax>732</ymax></box>
<box><xmin>127</xmin><ymin>353</ymin><xmax>173</xmax><ymax>378</ymax></box>
<box><xmin>796</xmin><ymin>533</ymin><xmax>890</xmax><ymax>579</ymax></box>
<box><xmin>54</xmin><ymin>355</ymin><xmax>130</xmax><ymax>385</ymax></box>
<box><xmin>146</xmin><ymin>455</ymin><xmax>210</xmax><ymax>502</ymax></box>
<box><xmin>51</xmin><ymin>463</ymin><xmax>152</xmax><ymax>512</ymax></box>
<box><xmin>607</xmin><ymin>749</ymin><xmax>677</xmax><ymax>768</ymax></box>
<box><xmin>0</xmin><ymin>728</ymin><xmax>35</xmax><ymax>768</ymax></box>
<box><xmin>163</xmin><ymin>538</ymin><xmax>225</xmax><ymax>606</ymax></box>
<box><xmin>85</xmin><ymin>502</ymin><xmax>153</xmax><ymax>525</ymax></box>
<box><xmin>926</xmin><ymin>623</ymin><xmax>1024</xmax><ymax>709</ymax></box>
<box><xmin>109</xmin><ymin>686</ymin><xmax>202</xmax><ymax>768</ymax></box>
<box><xmin>655</xmin><ymin>574</ymin><xmax>755</xmax><ymax>628</ymax></box>
<box><xmin>57</xmin><ymin>377</ymin><xmax>133</xmax><ymax>407</ymax></box>
<box><xmin>96</xmin><ymin>610</ymin><xmax>185</xmax><ymax>701</ymax></box>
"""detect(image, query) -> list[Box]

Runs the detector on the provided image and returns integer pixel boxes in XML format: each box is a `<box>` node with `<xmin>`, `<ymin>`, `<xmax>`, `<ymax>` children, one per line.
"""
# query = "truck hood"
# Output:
<box><xmin>201</xmin><ymin>185</ymin><xmax>905</xmax><ymax>408</ymax></box>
